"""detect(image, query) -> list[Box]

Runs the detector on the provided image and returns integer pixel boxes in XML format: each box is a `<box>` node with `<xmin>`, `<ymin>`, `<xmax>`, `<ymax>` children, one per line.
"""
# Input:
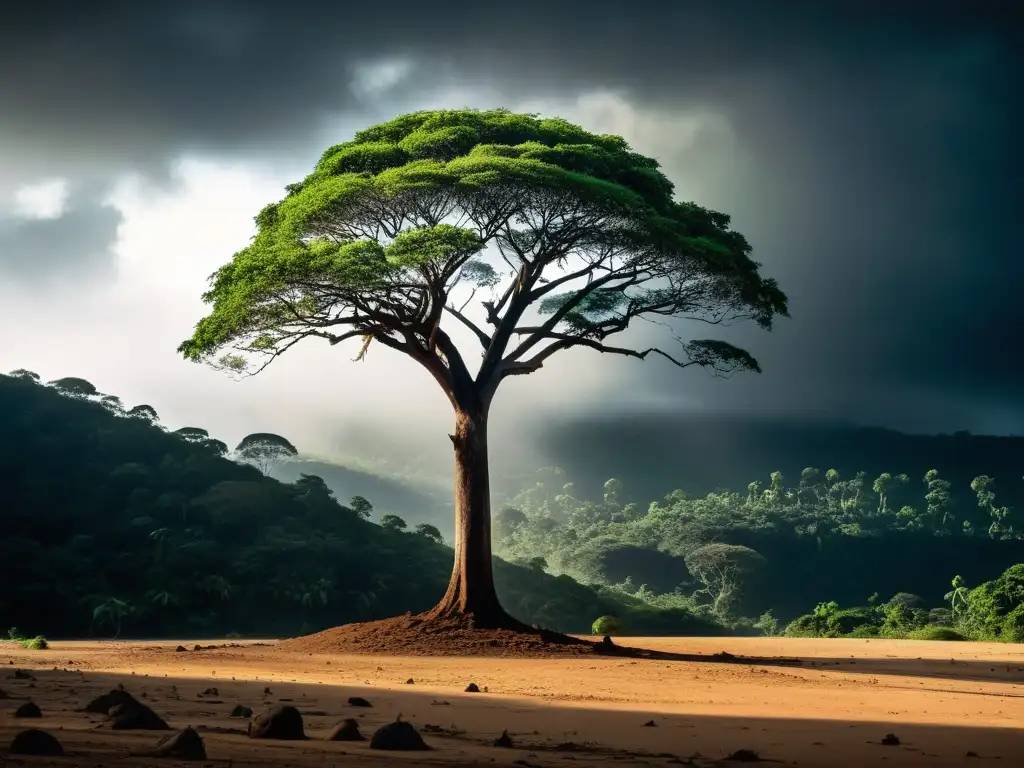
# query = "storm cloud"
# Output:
<box><xmin>1</xmin><ymin>0</ymin><xmax>1019</xmax><ymax>455</ymax></box>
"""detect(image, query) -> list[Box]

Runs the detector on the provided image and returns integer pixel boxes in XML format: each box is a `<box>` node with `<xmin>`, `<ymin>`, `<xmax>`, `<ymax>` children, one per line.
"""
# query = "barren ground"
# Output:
<box><xmin>2</xmin><ymin>635</ymin><xmax>1023</xmax><ymax>766</ymax></box>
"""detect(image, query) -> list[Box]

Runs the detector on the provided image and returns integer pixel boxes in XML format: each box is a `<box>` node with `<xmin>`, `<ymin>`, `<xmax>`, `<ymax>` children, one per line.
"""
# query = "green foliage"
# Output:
<box><xmin>907</xmin><ymin>625</ymin><xmax>966</xmax><ymax>641</ymax></box>
<box><xmin>21</xmin><ymin>635</ymin><xmax>48</xmax><ymax>650</ymax></box>
<box><xmin>413</xmin><ymin>523</ymin><xmax>444</xmax><ymax>543</ymax></box>
<box><xmin>234</xmin><ymin>432</ymin><xmax>299</xmax><ymax>475</ymax></box>
<box><xmin>180</xmin><ymin>108</ymin><xmax>785</xmax><ymax>392</ymax></box>
<box><xmin>0</xmin><ymin>373</ymin><xmax>719</xmax><ymax>639</ymax></box>
<box><xmin>591</xmin><ymin>615</ymin><xmax>621</xmax><ymax>636</ymax></box>
<box><xmin>380</xmin><ymin>514</ymin><xmax>408</xmax><ymax>532</ymax></box>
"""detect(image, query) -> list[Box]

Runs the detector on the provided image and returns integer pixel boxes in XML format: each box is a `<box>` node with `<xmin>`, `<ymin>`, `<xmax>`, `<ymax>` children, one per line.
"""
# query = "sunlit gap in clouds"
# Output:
<box><xmin>11</xmin><ymin>178</ymin><xmax>69</xmax><ymax>220</ymax></box>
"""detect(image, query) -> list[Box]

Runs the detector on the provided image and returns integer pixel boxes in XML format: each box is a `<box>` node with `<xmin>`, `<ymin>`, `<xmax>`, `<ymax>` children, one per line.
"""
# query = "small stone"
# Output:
<box><xmin>642</xmin><ymin>720</ymin><xmax>657</xmax><ymax>727</ymax></box>
<box><xmin>881</xmin><ymin>733</ymin><xmax>900</xmax><ymax>746</ymax></box>
<box><xmin>464</xmin><ymin>683</ymin><xmax>480</xmax><ymax>693</ymax></box>
<box><xmin>494</xmin><ymin>729</ymin><xmax>514</xmax><ymax>747</ymax></box>
<box><xmin>230</xmin><ymin>704</ymin><xmax>253</xmax><ymax>718</ymax></box>
<box><xmin>348</xmin><ymin>696</ymin><xmax>372</xmax><ymax>707</ymax></box>
<box><xmin>9</xmin><ymin>729</ymin><xmax>63</xmax><ymax>756</ymax></box>
<box><xmin>83</xmin><ymin>688</ymin><xmax>137</xmax><ymax>714</ymax></box>
<box><xmin>406</xmin><ymin>678</ymin><xmax>415</xmax><ymax>684</ymax></box>
<box><xmin>248</xmin><ymin>705</ymin><xmax>306</xmax><ymax>740</ymax></box>
<box><xmin>175</xmin><ymin>645</ymin><xmax>187</xmax><ymax>652</ymax></box>
<box><xmin>327</xmin><ymin>718</ymin><xmax>365</xmax><ymax>741</ymax></box>
<box><xmin>152</xmin><ymin>727</ymin><xmax>206</xmax><ymax>760</ymax></box>
<box><xmin>724</xmin><ymin>749</ymin><xmax>762</xmax><ymax>762</ymax></box>
<box><xmin>14</xmin><ymin>701</ymin><xmax>42</xmax><ymax>718</ymax></box>
<box><xmin>370</xmin><ymin>720</ymin><xmax>429</xmax><ymax>751</ymax></box>
<box><xmin>202</xmin><ymin>687</ymin><xmax>218</xmax><ymax>696</ymax></box>
<box><xmin>108</xmin><ymin>701</ymin><xmax>170</xmax><ymax>730</ymax></box>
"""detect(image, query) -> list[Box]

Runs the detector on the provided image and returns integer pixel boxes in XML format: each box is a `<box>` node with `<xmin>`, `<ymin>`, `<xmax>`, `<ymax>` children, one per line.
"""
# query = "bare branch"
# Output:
<box><xmin>443</xmin><ymin>303</ymin><xmax>491</xmax><ymax>350</ymax></box>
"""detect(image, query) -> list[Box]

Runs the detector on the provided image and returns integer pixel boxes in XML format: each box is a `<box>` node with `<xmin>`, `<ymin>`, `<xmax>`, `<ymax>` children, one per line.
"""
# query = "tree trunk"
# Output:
<box><xmin>425</xmin><ymin>405</ymin><xmax>520</xmax><ymax>628</ymax></box>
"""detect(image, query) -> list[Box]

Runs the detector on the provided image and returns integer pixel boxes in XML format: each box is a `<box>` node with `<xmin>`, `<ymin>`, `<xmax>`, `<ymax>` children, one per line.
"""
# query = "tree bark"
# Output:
<box><xmin>425</xmin><ymin>404</ymin><xmax>520</xmax><ymax>628</ymax></box>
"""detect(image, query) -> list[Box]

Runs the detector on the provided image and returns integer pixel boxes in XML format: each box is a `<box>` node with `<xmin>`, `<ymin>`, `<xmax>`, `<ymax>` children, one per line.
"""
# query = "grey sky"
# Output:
<box><xmin>1</xmin><ymin>0</ymin><xmax>1019</xmax><ymax>475</ymax></box>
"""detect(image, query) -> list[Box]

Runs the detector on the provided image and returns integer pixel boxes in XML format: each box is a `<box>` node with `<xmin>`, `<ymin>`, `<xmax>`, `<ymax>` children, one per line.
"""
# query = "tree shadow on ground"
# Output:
<box><xmin>0</xmin><ymin>666</ymin><xmax>1020</xmax><ymax>767</ymax></box>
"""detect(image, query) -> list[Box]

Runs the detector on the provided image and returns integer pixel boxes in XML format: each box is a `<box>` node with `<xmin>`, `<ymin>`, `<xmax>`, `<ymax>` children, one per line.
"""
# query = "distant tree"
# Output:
<box><xmin>89</xmin><ymin>597</ymin><xmax>135</xmax><ymax>639</ymax></box>
<box><xmin>349</xmin><ymin>495</ymin><xmax>373</xmax><ymax>519</ymax></box>
<box><xmin>414</xmin><ymin>523</ymin><xmax>444</xmax><ymax>543</ymax></box>
<box><xmin>174</xmin><ymin>426</ymin><xmax>211</xmax><ymax>443</ymax></box>
<box><xmin>99</xmin><ymin>394</ymin><xmax>123</xmax><ymax>414</ymax></box>
<box><xmin>234</xmin><ymin>432</ymin><xmax>298</xmax><ymax>475</ymax></box>
<box><xmin>178</xmin><ymin>108</ymin><xmax>787</xmax><ymax>628</ymax></box>
<box><xmin>685</xmin><ymin>543</ymin><xmax>766</xmax><ymax>618</ymax></box>
<box><xmin>8</xmin><ymin>369</ymin><xmax>40</xmax><ymax>381</ymax></box>
<box><xmin>49</xmin><ymin>377</ymin><xmax>98</xmax><ymax>398</ymax></box>
<box><xmin>127</xmin><ymin>404</ymin><xmax>160</xmax><ymax>423</ymax></box>
<box><xmin>591</xmin><ymin>615</ymin><xmax>621</xmax><ymax>636</ymax></box>
<box><xmin>380</xmin><ymin>513</ymin><xmax>408</xmax><ymax>532</ymax></box>
<box><xmin>173</xmin><ymin>427</ymin><xmax>228</xmax><ymax>456</ymax></box>
<box><xmin>924</xmin><ymin>469</ymin><xmax>954</xmax><ymax>533</ymax></box>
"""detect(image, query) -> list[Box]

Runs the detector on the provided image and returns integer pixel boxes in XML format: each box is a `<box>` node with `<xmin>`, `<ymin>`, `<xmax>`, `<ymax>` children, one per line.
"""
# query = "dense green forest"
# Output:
<box><xmin>492</xmin><ymin>464</ymin><xmax>1024</xmax><ymax>640</ymax></box>
<box><xmin>4</xmin><ymin>368</ymin><xmax>1024</xmax><ymax>643</ymax></box>
<box><xmin>0</xmin><ymin>371</ymin><xmax>718</xmax><ymax>640</ymax></box>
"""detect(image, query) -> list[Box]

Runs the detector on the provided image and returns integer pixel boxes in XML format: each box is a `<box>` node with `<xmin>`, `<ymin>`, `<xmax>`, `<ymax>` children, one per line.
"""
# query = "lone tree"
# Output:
<box><xmin>179</xmin><ymin>109</ymin><xmax>787</xmax><ymax>630</ymax></box>
<box><xmin>235</xmin><ymin>432</ymin><xmax>299</xmax><ymax>475</ymax></box>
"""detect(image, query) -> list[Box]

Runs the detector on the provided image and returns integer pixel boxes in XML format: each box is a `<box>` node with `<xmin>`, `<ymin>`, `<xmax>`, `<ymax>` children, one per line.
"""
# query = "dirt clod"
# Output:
<box><xmin>465</xmin><ymin>682</ymin><xmax>480</xmax><ymax>692</ymax></box>
<box><xmin>881</xmin><ymin>734</ymin><xmax>901</xmax><ymax>746</ymax></box>
<box><xmin>202</xmin><ymin>687</ymin><xmax>218</xmax><ymax>696</ymax></box>
<box><xmin>175</xmin><ymin>645</ymin><xmax>187</xmax><ymax>652</ymax></box>
<box><xmin>370</xmin><ymin>720</ymin><xmax>430</xmax><ymax>751</ymax></box>
<box><xmin>152</xmin><ymin>726</ymin><xmax>206</xmax><ymax>760</ymax></box>
<box><xmin>724</xmin><ymin>748</ymin><xmax>762</xmax><ymax>761</ymax></box>
<box><xmin>643</xmin><ymin>720</ymin><xmax>657</xmax><ymax>727</ymax></box>
<box><xmin>348</xmin><ymin>696</ymin><xmax>372</xmax><ymax>707</ymax></box>
<box><xmin>494</xmin><ymin>729</ymin><xmax>514</xmax><ymax>747</ymax></box>
<box><xmin>327</xmin><ymin>718</ymin><xmax>365</xmax><ymax>741</ymax></box>
<box><xmin>83</xmin><ymin>688</ymin><xmax>137</xmax><ymax>714</ymax></box>
<box><xmin>14</xmin><ymin>701</ymin><xmax>42</xmax><ymax>718</ymax></box>
<box><xmin>108</xmin><ymin>701</ymin><xmax>170</xmax><ymax>730</ymax></box>
<box><xmin>230</xmin><ymin>704</ymin><xmax>253</xmax><ymax>718</ymax></box>
<box><xmin>9</xmin><ymin>728</ymin><xmax>63</xmax><ymax>756</ymax></box>
<box><xmin>249</xmin><ymin>705</ymin><xmax>306</xmax><ymax>740</ymax></box>
<box><xmin>13</xmin><ymin>669</ymin><xmax>35</xmax><ymax>680</ymax></box>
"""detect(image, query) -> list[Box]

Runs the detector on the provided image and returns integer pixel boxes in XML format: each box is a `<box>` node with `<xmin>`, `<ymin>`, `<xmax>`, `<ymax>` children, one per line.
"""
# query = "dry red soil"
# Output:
<box><xmin>2</xmin><ymin>634</ymin><xmax>1023</xmax><ymax>766</ymax></box>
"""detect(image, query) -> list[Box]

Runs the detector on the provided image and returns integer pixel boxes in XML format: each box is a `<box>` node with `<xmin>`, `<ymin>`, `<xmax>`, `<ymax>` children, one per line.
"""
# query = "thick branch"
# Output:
<box><xmin>443</xmin><ymin>304</ymin><xmax>491</xmax><ymax>350</ymax></box>
<box><xmin>500</xmin><ymin>333</ymin><xmax>698</xmax><ymax>377</ymax></box>
<box><xmin>503</xmin><ymin>269</ymin><xmax>641</xmax><ymax>364</ymax></box>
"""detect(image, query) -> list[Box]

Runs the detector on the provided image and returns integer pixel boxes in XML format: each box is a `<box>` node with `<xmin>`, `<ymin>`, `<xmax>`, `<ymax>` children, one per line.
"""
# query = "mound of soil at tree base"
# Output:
<box><xmin>278</xmin><ymin>613</ymin><xmax>598</xmax><ymax>657</ymax></box>
<box><xmin>277</xmin><ymin>613</ymin><xmax>810</xmax><ymax>667</ymax></box>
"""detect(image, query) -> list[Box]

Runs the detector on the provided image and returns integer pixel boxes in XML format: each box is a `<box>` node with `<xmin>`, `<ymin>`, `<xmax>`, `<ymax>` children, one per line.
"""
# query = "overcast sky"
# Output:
<box><xmin>1</xmin><ymin>0</ymin><xmax>1020</xmax><ymax>473</ymax></box>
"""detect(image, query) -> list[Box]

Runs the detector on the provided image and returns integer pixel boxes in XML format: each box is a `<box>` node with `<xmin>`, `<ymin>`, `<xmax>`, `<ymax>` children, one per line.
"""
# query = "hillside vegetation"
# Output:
<box><xmin>0</xmin><ymin>371</ymin><xmax>719</xmax><ymax>639</ymax></box>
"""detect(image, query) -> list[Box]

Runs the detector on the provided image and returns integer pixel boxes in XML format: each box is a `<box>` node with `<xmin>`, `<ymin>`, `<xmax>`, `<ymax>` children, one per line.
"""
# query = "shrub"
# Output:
<box><xmin>846</xmin><ymin>624</ymin><xmax>880</xmax><ymax>638</ymax></box>
<box><xmin>783</xmin><ymin>614</ymin><xmax>818</xmax><ymax>638</ymax></box>
<box><xmin>907</xmin><ymin>625</ymin><xmax>966</xmax><ymax>641</ymax></box>
<box><xmin>21</xmin><ymin>636</ymin><xmax>48</xmax><ymax>650</ymax></box>
<box><xmin>591</xmin><ymin>615</ymin><xmax>621</xmax><ymax>636</ymax></box>
<box><xmin>999</xmin><ymin>604</ymin><xmax>1024</xmax><ymax>643</ymax></box>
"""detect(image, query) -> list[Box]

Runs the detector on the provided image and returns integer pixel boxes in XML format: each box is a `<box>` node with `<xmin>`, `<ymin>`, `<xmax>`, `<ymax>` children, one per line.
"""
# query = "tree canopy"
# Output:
<box><xmin>179</xmin><ymin>108</ymin><xmax>787</xmax><ymax>406</ymax></box>
<box><xmin>235</xmin><ymin>432</ymin><xmax>299</xmax><ymax>475</ymax></box>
